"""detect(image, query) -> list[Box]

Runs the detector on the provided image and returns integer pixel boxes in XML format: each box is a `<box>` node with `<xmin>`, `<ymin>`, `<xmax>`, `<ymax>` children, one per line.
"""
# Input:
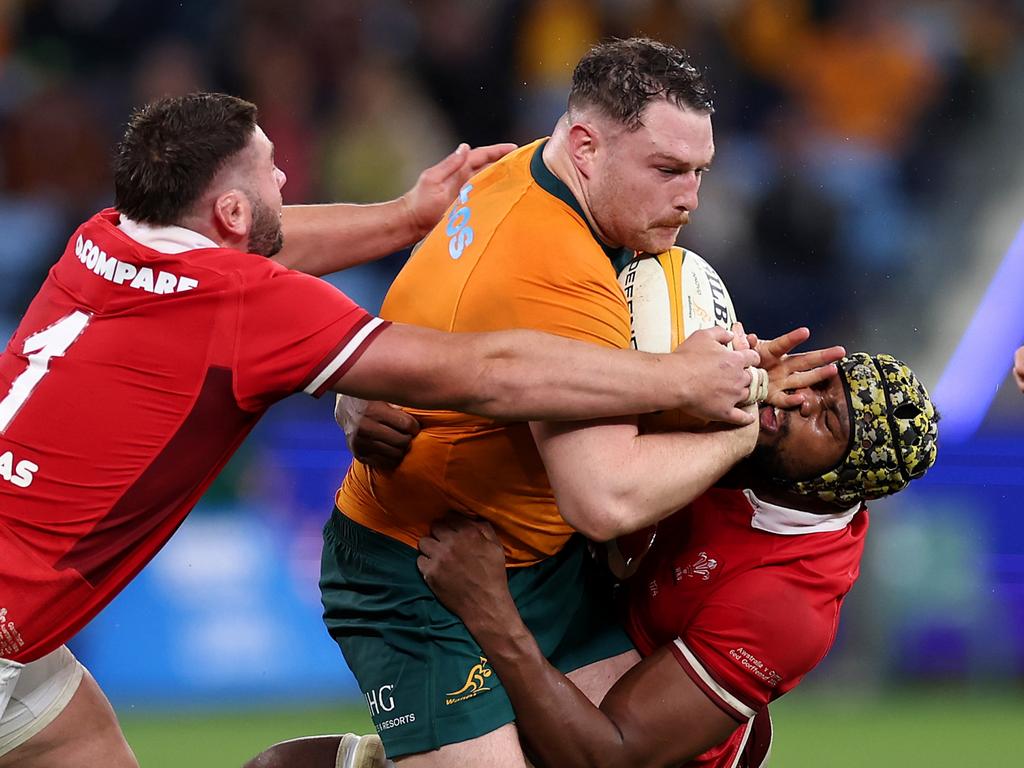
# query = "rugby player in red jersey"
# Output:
<box><xmin>417</xmin><ymin>352</ymin><xmax>938</xmax><ymax>768</ymax></box>
<box><xmin>0</xmin><ymin>92</ymin><xmax>766</xmax><ymax>768</ymax></box>
<box><xmin>252</xmin><ymin>350</ymin><xmax>937</xmax><ymax>768</ymax></box>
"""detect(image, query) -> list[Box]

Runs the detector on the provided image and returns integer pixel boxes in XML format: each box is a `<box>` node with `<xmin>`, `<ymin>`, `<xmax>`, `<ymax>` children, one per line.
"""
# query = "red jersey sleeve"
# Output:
<box><xmin>235</xmin><ymin>264</ymin><xmax>389</xmax><ymax>409</ymax></box>
<box><xmin>670</xmin><ymin>572</ymin><xmax>840</xmax><ymax>722</ymax></box>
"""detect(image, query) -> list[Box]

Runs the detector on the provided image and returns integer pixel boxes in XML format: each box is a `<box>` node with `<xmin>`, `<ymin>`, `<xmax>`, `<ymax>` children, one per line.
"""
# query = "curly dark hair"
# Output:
<box><xmin>113</xmin><ymin>92</ymin><xmax>258</xmax><ymax>225</ymax></box>
<box><xmin>568</xmin><ymin>38</ymin><xmax>714</xmax><ymax>130</ymax></box>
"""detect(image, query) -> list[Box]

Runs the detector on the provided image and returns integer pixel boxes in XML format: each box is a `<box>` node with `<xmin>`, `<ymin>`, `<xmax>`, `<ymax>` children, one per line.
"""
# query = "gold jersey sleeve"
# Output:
<box><xmin>336</xmin><ymin>140</ymin><xmax>632</xmax><ymax>565</ymax></box>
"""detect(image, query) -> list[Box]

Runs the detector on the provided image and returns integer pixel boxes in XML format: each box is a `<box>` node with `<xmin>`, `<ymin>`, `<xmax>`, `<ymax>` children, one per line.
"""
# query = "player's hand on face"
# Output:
<box><xmin>672</xmin><ymin>326</ymin><xmax>760</xmax><ymax>426</ymax></box>
<box><xmin>752</xmin><ymin>326</ymin><xmax>845</xmax><ymax>410</ymax></box>
<box><xmin>1014</xmin><ymin>345</ymin><xmax>1024</xmax><ymax>393</ymax></box>
<box><xmin>341</xmin><ymin>399</ymin><xmax>420</xmax><ymax>470</ymax></box>
<box><xmin>417</xmin><ymin>513</ymin><xmax>510</xmax><ymax>626</ymax></box>
<box><xmin>402</xmin><ymin>142</ymin><xmax>518</xmax><ymax>238</ymax></box>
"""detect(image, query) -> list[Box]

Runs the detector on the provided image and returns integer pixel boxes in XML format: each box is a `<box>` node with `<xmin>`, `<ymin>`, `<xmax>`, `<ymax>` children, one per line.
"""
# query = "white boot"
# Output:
<box><xmin>336</xmin><ymin>733</ymin><xmax>389</xmax><ymax>768</ymax></box>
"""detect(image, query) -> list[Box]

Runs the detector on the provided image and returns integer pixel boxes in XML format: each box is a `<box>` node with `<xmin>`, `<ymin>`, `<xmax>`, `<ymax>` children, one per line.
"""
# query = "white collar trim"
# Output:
<box><xmin>743</xmin><ymin>489</ymin><xmax>860</xmax><ymax>536</ymax></box>
<box><xmin>117</xmin><ymin>216</ymin><xmax>219</xmax><ymax>254</ymax></box>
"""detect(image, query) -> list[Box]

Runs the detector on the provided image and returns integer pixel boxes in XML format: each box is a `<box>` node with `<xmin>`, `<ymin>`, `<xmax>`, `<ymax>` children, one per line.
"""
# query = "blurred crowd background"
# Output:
<box><xmin>3</xmin><ymin>0</ymin><xmax>1024</xmax><ymax>736</ymax></box>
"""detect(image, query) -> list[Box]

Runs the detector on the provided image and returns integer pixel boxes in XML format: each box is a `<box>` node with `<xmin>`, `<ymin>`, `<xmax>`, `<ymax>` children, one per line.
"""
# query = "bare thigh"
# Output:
<box><xmin>0</xmin><ymin>669</ymin><xmax>138</xmax><ymax>768</ymax></box>
<box><xmin>395</xmin><ymin>723</ymin><xmax>528</xmax><ymax>768</ymax></box>
<box><xmin>392</xmin><ymin>651</ymin><xmax>639</xmax><ymax>768</ymax></box>
<box><xmin>566</xmin><ymin>649</ymin><xmax>640</xmax><ymax>705</ymax></box>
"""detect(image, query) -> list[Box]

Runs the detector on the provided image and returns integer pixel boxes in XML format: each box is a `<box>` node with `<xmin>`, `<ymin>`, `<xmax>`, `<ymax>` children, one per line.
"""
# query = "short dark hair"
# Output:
<box><xmin>114</xmin><ymin>92</ymin><xmax>258</xmax><ymax>225</ymax></box>
<box><xmin>568</xmin><ymin>38</ymin><xmax>714</xmax><ymax>130</ymax></box>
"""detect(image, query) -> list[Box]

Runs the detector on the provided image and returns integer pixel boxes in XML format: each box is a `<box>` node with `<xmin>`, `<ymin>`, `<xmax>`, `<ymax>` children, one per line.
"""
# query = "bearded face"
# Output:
<box><xmin>247</xmin><ymin>193</ymin><xmax>284</xmax><ymax>257</ymax></box>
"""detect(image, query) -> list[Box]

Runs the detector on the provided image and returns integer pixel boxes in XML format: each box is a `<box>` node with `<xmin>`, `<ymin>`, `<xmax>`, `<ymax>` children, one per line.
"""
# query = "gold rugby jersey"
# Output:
<box><xmin>336</xmin><ymin>140</ymin><xmax>634</xmax><ymax>565</ymax></box>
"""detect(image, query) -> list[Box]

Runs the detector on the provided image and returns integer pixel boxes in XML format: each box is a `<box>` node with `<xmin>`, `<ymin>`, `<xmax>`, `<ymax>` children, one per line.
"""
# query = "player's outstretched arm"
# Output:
<box><xmin>333</xmin><ymin>323</ymin><xmax>760</xmax><ymax>424</ymax></box>
<box><xmin>273</xmin><ymin>143</ymin><xmax>516</xmax><ymax>276</ymax></box>
<box><xmin>417</xmin><ymin>515</ymin><xmax>738</xmax><ymax>768</ymax></box>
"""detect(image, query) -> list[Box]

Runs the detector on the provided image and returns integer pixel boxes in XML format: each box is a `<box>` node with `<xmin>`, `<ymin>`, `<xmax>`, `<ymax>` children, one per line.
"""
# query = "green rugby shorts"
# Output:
<box><xmin>320</xmin><ymin>509</ymin><xmax>632</xmax><ymax>758</ymax></box>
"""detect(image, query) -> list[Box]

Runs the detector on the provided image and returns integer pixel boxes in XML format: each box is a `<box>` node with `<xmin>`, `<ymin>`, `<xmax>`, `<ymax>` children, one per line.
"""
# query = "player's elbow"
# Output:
<box><xmin>560</xmin><ymin>480</ymin><xmax>686</xmax><ymax>542</ymax></box>
<box><xmin>559</xmin><ymin>495</ymin><xmax>636</xmax><ymax>543</ymax></box>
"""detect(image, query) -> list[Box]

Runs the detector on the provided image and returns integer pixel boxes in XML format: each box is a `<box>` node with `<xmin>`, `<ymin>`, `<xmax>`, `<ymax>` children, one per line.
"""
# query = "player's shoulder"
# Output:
<box><xmin>74</xmin><ymin>208</ymin><xmax>272</xmax><ymax>281</ymax></box>
<box><xmin>58</xmin><ymin>210</ymin><xmax>238</xmax><ymax>301</ymax></box>
<box><xmin>465</xmin><ymin>139</ymin><xmax>600</xmax><ymax>250</ymax></box>
<box><xmin>418</xmin><ymin>145</ymin><xmax>617</xmax><ymax>289</ymax></box>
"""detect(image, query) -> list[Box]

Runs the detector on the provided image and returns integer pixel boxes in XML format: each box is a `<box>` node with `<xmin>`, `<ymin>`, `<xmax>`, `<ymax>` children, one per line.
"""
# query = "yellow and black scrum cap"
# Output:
<box><xmin>789</xmin><ymin>353</ymin><xmax>939</xmax><ymax>506</ymax></box>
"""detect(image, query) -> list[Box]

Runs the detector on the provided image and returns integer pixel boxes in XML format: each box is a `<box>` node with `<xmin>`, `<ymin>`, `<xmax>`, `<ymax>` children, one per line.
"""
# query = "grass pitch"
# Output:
<box><xmin>120</xmin><ymin>688</ymin><xmax>1019</xmax><ymax>767</ymax></box>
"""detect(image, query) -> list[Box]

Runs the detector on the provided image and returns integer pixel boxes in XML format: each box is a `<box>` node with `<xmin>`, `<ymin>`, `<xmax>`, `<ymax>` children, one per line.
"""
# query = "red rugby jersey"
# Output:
<box><xmin>624</xmin><ymin>487</ymin><xmax>867</xmax><ymax>768</ymax></box>
<box><xmin>0</xmin><ymin>209</ymin><xmax>387</xmax><ymax>663</ymax></box>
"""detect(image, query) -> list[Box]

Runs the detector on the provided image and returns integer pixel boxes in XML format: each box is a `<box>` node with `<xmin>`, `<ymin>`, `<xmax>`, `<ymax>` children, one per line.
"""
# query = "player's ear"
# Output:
<box><xmin>567</xmin><ymin>121</ymin><xmax>600</xmax><ymax>179</ymax></box>
<box><xmin>213</xmin><ymin>189</ymin><xmax>251</xmax><ymax>239</ymax></box>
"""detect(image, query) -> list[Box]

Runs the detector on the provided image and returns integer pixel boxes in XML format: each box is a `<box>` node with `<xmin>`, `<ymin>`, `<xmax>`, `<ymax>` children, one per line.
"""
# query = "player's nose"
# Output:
<box><xmin>674</xmin><ymin>177</ymin><xmax>699</xmax><ymax>212</ymax></box>
<box><xmin>796</xmin><ymin>387</ymin><xmax>824</xmax><ymax>418</ymax></box>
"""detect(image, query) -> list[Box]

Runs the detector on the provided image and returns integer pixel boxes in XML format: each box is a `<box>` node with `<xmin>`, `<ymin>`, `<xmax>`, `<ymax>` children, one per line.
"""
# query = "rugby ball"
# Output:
<box><xmin>618</xmin><ymin>247</ymin><xmax>737</xmax><ymax>432</ymax></box>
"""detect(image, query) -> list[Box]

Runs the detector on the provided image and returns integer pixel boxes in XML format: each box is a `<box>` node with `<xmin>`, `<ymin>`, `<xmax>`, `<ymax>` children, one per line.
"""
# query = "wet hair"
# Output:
<box><xmin>568</xmin><ymin>37</ymin><xmax>714</xmax><ymax>130</ymax></box>
<box><xmin>114</xmin><ymin>92</ymin><xmax>258</xmax><ymax>225</ymax></box>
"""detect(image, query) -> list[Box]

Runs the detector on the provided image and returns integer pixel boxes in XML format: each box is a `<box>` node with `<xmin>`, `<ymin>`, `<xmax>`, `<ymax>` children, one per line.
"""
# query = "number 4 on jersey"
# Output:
<box><xmin>0</xmin><ymin>310</ymin><xmax>92</xmax><ymax>432</ymax></box>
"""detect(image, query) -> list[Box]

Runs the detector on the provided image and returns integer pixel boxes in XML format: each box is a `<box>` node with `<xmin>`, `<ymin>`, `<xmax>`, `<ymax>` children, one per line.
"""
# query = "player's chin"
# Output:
<box><xmin>754</xmin><ymin>422</ymin><xmax>781</xmax><ymax>450</ymax></box>
<box><xmin>639</xmin><ymin>227</ymin><xmax>681</xmax><ymax>254</ymax></box>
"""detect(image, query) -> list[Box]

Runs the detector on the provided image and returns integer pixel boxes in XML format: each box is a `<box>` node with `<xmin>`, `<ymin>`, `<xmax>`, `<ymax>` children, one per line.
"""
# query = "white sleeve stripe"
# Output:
<box><xmin>303</xmin><ymin>317</ymin><xmax>386</xmax><ymax>395</ymax></box>
<box><xmin>673</xmin><ymin>638</ymin><xmax>757</xmax><ymax>719</ymax></box>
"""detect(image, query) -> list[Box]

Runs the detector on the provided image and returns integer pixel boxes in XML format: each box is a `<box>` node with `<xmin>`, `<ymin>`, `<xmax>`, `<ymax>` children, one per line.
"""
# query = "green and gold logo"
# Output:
<box><xmin>444</xmin><ymin>656</ymin><xmax>493</xmax><ymax>705</ymax></box>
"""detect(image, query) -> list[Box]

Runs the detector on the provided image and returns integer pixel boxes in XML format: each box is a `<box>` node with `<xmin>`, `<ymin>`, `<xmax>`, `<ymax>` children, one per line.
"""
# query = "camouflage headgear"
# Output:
<box><xmin>788</xmin><ymin>353</ymin><xmax>938</xmax><ymax>506</ymax></box>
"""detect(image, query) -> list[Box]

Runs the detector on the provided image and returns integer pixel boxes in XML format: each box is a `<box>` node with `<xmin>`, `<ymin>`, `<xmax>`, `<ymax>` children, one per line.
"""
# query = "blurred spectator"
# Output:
<box><xmin>241</xmin><ymin>30</ymin><xmax>318</xmax><ymax>203</ymax></box>
<box><xmin>408</xmin><ymin>0</ymin><xmax>519</xmax><ymax>146</ymax></box>
<box><xmin>318</xmin><ymin>57</ymin><xmax>453</xmax><ymax>204</ymax></box>
<box><xmin>132</xmin><ymin>38</ymin><xmax>208</xmax><ymax>107</ymax></box>
<box><xmin>514</xmin><ymin>0</ymin><xmax>601</xmax><ymax>138</ymax></box>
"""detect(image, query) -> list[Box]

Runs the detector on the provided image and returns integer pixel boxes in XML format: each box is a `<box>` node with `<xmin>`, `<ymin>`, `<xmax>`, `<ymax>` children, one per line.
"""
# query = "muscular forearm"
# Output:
<box><xmin>600</xmin><ymin>430</ymin><xmax>753</xmax><ymax>537</ymax></box>
<box><xmin>468</xmin><ymin>331</ymin><xmax>733</xmax><ymax>422</ymax></box>
<box><xmin>274</xmin><ymin>201</ymin><xmax>421</xmax><ymax>276</ymax></box>
<box><xmin>467</xmin><ymin>600</ymin><xmax>635</xmax><ymax>768</ymax></box>
<box><xmin>535</xmin><ymin>422</ymin><xmax>755</xmax><ymax>541</ymax></box>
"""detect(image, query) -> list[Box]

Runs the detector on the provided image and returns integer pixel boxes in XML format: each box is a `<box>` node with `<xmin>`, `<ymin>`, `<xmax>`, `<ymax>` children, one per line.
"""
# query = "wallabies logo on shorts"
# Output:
<box><xmin>444</xmin><ymin>656</ymin><xmax>493</xmax><ymax>705</ymax></box>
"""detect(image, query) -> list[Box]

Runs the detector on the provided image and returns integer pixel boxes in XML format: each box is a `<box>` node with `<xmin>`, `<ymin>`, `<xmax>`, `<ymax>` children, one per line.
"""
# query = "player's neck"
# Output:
<box><xmin>722</xmin><ymin>466</ymin><xmax>854</xmax><ymax>515</ymax></box>
<box><xmin>176</xmin><ymin>211</ymin><xmax>244</xmax><ymax>252</ymax></box>
<box><xmin>543</xmin><ymin>122</ymin><xmax>618</xmax><ymax>248</ymax></box>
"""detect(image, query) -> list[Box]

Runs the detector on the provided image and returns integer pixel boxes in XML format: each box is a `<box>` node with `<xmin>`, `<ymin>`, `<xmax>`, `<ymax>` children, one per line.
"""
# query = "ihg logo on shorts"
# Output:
<box><xmin>365</xmin><ymin>684</ymin><xmax>417</xmax><ymax>732</ymax></box>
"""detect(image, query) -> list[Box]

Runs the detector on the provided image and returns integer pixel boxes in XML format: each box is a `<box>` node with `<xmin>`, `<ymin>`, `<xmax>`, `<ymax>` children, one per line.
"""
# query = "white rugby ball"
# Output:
<box><xmin>618</xmin><ymin>246</ymin><xmax>737</xmax><ymax>432</ymax></box>
<box><xmin>618</xmin><ymin>246</ymin><xmax>736</xmax><ymax>353</ymax></box>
